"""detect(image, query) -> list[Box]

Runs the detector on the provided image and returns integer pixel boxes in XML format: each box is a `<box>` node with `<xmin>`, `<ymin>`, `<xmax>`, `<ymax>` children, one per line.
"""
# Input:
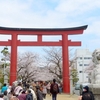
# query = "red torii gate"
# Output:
<box><xmin>0</xmin><ymin>25</ymin><xmax>87</xmax><ymax>93</ymax></box>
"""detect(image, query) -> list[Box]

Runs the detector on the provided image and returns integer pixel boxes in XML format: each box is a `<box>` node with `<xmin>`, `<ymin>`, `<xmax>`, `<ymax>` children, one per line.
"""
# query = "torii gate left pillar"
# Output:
<box><xmin>0</xmin><ymin>25</ymin><xmax>88</xmax><ymax>93</ymax></box>
<box><xmin>11</xmin><ymin>34</ymin><xmax>17</xmax><ymax>82</ymax></box>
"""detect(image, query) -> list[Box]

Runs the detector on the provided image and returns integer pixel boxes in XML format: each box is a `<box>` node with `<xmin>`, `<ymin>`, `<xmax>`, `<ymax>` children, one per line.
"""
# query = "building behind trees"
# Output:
<box><xmin>75</xmin><ymin>49</ymin><xmax>92</xmax><ymax>83</ymax></box>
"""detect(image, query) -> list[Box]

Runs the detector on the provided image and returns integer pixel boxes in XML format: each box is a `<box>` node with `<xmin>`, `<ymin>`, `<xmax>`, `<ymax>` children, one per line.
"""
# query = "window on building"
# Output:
<box><xmin>80</xmin><ymin>57</ymin><xmax>82</xmax><ymax>59</ymax></box>
<box><xmin>79</xmin><ymin>64</ymin><xmax>82</xmax><ymax>66</ymax></box>
<box><xmin>79</xmin><ymin>63</ymin><xmax>89</xmax><ymax>66</ymax></box>
<box><xmin>84</xmin><ymin>64</ymin><xmax>89</xmax><ymax>66</ymax></box>
<box><xmin>84</xmin><ymin>57</ymin><xmax>92</xmax><ymax>59</ymax></box>
<box><xmin>84</xmin><ymin>57</ymin><xmax>87</xmax><ymax>59</ymax></box>
<box><xmin>88</xmin><ymin>57</ymin><xmax>92</xmax><ymax>59</ymax></box>
<box><xmin>86</xmin><ymin>76</ymin><xmax>88</xmax><ymax>78</ymax></box>
<box><xmin>79</xmin><ymin>71</ymin><xmax>83</xmax><ymax>73</ymax></box>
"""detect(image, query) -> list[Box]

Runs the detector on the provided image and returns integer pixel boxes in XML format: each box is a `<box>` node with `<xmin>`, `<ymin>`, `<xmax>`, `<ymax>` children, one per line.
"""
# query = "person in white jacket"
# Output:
<box><xmin>14</xmin><ymin>82</ymin><xmax>23</xmax><ymax>96</ymax></box>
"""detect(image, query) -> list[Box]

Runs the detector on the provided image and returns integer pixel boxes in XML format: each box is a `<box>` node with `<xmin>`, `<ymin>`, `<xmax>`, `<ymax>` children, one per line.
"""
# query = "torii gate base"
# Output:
<box><xmin>0</xmin><ymin>25</ymin><xmax>87</xmax><ymax>93</ymax></box>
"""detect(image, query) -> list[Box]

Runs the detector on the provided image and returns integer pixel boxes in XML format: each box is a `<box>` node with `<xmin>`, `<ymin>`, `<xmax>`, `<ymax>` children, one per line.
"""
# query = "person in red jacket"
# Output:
<box><xmin>50</xmin><ymin>79</ymin><xmax>59</xmax><ymax>100</ymax></box>
<box><xmin>18</xmin><ymin>90</ymin><xmax>26</xmax><ymax>100</ymax></box>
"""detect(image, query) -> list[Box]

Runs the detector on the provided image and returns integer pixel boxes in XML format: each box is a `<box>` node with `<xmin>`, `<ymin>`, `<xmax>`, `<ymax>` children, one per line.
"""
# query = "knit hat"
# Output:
<box><xmin>83</xmin><ymin>86</ymin><xmax>89</xmax><ymax>92</ymax></box>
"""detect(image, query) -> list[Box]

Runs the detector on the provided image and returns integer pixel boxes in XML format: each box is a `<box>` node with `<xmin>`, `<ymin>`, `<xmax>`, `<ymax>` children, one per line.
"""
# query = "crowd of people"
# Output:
<box><xmin>0</xmin><ymin>79</ymin><xmax>62</xmax><ymax>100</ymax></box>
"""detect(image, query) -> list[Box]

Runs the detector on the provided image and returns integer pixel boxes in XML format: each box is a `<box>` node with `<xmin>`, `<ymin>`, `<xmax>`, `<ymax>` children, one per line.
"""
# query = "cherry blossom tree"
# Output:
<box><xmin>43</xmin><ymin>47</ymin><xmax>62</xmax><ymax>82</ymax></box>
<box><xmin>17</xmin><ymin>52</ymin><xmax>39</xmax><ymax>82</ymax></box>
<box><xmin>43</xmin><ymin>47</ymin><xmax>79</xmax><ymax>83</ymax></box>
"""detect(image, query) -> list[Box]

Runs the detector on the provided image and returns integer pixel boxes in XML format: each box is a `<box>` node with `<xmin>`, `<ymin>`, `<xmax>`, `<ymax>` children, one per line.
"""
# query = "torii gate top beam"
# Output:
<box><xmin>0</xmin><ymin>25</ymin><xmax>87</xmax><ymax>35</ymax></box>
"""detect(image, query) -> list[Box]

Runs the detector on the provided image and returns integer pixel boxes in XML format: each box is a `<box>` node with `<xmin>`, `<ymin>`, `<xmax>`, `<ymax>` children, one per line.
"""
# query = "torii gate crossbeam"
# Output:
<box><xmin>0</xmin><ymin>25</ymin><xmax>88</xmax><ymax>93</ymax></box>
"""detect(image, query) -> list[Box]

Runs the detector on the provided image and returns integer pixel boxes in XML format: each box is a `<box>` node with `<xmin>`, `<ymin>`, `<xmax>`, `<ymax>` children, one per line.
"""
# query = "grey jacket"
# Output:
<box><xmin>37</xmin><ymin>89</ymin><xmax>43</xmax><ymax>100</ymax></box>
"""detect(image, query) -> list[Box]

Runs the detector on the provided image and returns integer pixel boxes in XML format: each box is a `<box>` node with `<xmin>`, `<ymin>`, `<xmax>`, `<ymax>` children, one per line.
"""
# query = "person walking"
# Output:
<box><xmin>26</xmin><ymin>85</ymin><xmax>37</xmax><ymax>100</ymax></box>
<box><xmin>7</xmin><ymin>86</ymin><xmax>12</xmax><ymax>94</ymax></box>
<box><xmin>78</xmin><ymin>86</ymin><xmax>95</xmax><ymax>100</ymax></box>
<box><xmin>18</xmin><ymin>90</ymin><xmax>26</xmax><ymax>100</ymax></box>
<box><xmin>36</xmin><ymin>86</ymin><xmax>43</xmax><ymax>100</ymax></box>
<box><xmin>31</xmin><ymin>80</ymin><xmax>37</xmax><ymax>93</ymax></box>
<box><xmin>14</xmin><ymin>82</ymin><xmax>23</xmax><ymax>96</ymax></box>
<box><xmin>42</xmin><ymin>82</ymin><xmax>47</xmax><ymax>99</ymax></box>
<box><xmin>1</xmin><ymin>83</ymin><xmax>8</xmax><ymax>93</ymax></box>
<box><xmin>50</xmin><ymin>79</ymin><xmax>59</xmax><ymax>100</ymax></box>
<box><xmin>0</xmin><ymin>94</ymin><xmax>4</xmax><ymax>100</ymax></box>
<box><xmin>46</xmin><ymin>82</ymin><xmax>51</xmax><ymax>94</ymax></box>
<box><xmin>58</xmin><ymin>83</ymin><xmax>62</xmax><ymax>94</ymax></box>
<box><xmin>10</xmin><ymin>91</ymin><xmax>19</xmax><ymax>100</ymax></box>
<box><xmin>3</xmin><ymin>91</ymin><xmax>9</xmax><ymax>100</ymax></box>
<box><xmin>26</xmin><ymin>90</ymin><xmax>33</xmax><ymax>100</ymax></box>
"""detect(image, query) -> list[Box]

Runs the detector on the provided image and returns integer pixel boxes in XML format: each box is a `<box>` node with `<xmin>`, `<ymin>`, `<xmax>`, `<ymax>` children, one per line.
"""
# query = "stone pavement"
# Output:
<box><xmin>45</xmin><ymin>94</ymin><xmax>79</xmax><ymax>100</ymax></box>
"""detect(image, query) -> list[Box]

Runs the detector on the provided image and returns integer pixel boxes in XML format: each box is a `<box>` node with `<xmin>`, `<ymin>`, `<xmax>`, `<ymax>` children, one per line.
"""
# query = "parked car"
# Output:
<box><xmin>73</xmin><ymin>83</ymin><xmax>90</xmax><ymax>95</ymax></box>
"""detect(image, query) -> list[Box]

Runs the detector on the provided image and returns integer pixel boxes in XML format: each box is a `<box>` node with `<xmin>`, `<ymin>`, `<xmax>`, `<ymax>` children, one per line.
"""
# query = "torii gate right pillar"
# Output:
<box><xmin>62</xmin><ymin>29</ymin><xmax>88</xmax><ymax>93</ymax></box>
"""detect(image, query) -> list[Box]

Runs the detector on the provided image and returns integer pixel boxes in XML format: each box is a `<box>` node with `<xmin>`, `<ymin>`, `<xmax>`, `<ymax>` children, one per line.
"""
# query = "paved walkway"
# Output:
<box><xmin>45</xmin><ymin>94</ymin><xmax>79</xmax><ymax>100</ymax></box>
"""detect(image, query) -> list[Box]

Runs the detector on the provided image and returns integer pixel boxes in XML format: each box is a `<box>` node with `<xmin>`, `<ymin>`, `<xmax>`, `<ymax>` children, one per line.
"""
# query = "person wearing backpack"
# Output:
<box><xmin>50</xmin><ymin>79</ymin><xmax>59</xmax><ymax>100</ymax></box>
<box><xmin>79</xmin><ymin>86</ymin><xmax>95</xmax><ymax>100</ymax></box>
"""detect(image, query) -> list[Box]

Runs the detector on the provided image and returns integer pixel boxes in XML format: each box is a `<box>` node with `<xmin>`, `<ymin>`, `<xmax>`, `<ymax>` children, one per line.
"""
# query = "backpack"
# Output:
<box><xmin>82</xmin><ymin>92</ymin><xmax>94</xmax><ymax>100</ymax></box>
<box><xmin>53</xmin><ymin>83</ymin><xmax>58</xmax><ymax>92</ymax></box>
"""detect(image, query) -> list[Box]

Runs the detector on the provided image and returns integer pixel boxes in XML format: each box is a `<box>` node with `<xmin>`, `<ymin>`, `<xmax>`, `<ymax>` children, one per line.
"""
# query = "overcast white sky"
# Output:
<box><xmin>0</xmin><ymin>0</ymin><xmax>100</xmax><ymax>55</ymax></box>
